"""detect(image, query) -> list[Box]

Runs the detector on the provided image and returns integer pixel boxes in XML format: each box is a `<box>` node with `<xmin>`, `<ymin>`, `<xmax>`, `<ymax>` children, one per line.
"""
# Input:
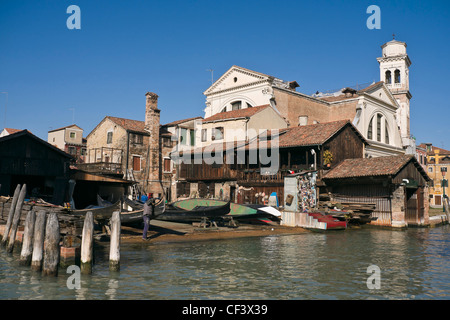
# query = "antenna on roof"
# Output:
<box><xmin>206</xmin><ymin>68</ymin><xmax>214</xmax><ymax>86</ymax></box>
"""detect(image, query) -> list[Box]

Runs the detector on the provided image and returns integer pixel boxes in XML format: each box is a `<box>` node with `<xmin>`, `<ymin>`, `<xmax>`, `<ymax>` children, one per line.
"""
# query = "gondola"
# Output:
<box><xmin>120</xmin><ymin>197</ymin><xmax>166</xmax><ymax>226</ymax></box>
<box><xmin>170</xmin><ymin>198</ymin><xmax>281</xmax><ymax>224</ymax></box>
<box><xmin>123</xmin><ymin>197</ymin><xmax>145</xmax><ymax>210</ymax></box>
<box><xmin>62</xmin><ymin>200</ymin><xmax>122</xmax><ymax>221</ymax></box>
<box><xmin>155</xmin><ymin>200</ymin><xmax>231</xmax><ymax>223</ymax></box>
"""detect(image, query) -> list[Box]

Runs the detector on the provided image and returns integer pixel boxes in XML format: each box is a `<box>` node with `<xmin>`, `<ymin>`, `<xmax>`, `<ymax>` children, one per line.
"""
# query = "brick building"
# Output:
<box><xmin>80</xmin><ymin>92</ymin><xmax>162</xmax><ymax>198</ymax></box>
<box><xmin>48</xmin><ymin>124</ymin><xmax>86</xmax><ymax>163</ymax></box>
<box><xmin>417</xmin><ymin>143</ymin><xmax>450</xmax><ymax>207</ymax></box>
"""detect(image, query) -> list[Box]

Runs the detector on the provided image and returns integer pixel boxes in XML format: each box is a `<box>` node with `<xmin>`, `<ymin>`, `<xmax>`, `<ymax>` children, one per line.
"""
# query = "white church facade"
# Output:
<box><xmin>201</xmin><ymin>39</ymin><xmax>415</xmax><ymax>158</ymax></box>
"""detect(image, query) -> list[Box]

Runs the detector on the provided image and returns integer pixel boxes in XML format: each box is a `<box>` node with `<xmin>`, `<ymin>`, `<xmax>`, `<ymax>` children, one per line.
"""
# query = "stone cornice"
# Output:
<box><xmin>377</xmin><ymin>55</ymin><xmax>412</xmax><ymax>67</ymax></box>
<box><xmin>204</xmin><ymin>67</ymin><xmax>270</xmax><ymax>96</ymax></box>
<box><xmin>205</xmin><ymin>79</ymin><xmax>271</xmax><ymax>97</ymax></box>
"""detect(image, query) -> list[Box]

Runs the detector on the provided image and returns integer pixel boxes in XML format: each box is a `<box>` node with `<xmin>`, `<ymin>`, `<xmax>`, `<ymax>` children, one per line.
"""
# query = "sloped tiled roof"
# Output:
<box><xmin>163</xmin><ymin>116</ymin><xmax>203</xmax><ymax>127</ymax></box>
<box><xmin>202</xmin><ymin>105</ymin><xmax>270</xmax><ymax>123</ymax></box>
<box><xmin>417</xmin><ymin>143</ymin><xmax>450</xmax><ymax>155</ymax></box>
<box><xmin>278</xmin><ymin>120</ymin><xmax>361</xmax><ymax>148</ymax></box>
<box><xmin>4</xmin><ymin>128</ymin><xmax>22</xmax><ymax>134</ymax></box>
<box><xmin>323</xmin><ymin>155</ymin><xmax>427</xmax><ymax>180</ymax></box>
<box><xmin>106</xmin><ymin>116</ymin><xmax>147</xmax><ymax>134</ymax></box>
<box><xmin>243</xmin><ymin>120</ymin><xmax>366</xmax><ymax>150</ymax></box>
<box><xmin>48</xmin><ymin>124</ymin><xmax>83</xmax><ymax>133</ymax></box>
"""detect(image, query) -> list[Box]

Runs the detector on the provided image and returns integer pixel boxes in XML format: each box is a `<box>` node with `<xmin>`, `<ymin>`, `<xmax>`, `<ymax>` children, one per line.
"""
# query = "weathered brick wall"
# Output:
<box><xmin>273</xmin><ymin>88</ymin><xmax>331</xmax><ymax>126</ymax></box>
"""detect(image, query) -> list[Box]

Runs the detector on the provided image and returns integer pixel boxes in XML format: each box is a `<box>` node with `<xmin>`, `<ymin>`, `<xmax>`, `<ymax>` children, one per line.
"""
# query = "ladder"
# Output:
<box><xmin>126</xmin><ymin>169</ymin><xmax>141</xmax><ymax>200</ymax></box>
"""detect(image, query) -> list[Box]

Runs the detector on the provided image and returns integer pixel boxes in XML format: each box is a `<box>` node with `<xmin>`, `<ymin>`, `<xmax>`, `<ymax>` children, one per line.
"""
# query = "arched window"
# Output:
<box><xmin>394</xmin><ymin>69</ymin><xmax>400</xmax><ymax>83</ymax></box>
<box><xmin>367</xmin><ymin>113</ymin><xmax>390</xmax><ymax>144</ymax></box>
<box><xmin>385</xmin><ymin>70</ymin><xmax>392</xmax><ymax>84</ymax></box>
<box><xmin>367</xmin><ymin>117</ymin><xmax>373</xmax><ymax>140</ymax></box>
<box><xmin>231</xmin><ymin>101</ymin><xmax>241</xmax><ymax>111</ymax></box>
<box><xmin>376</xmin><ymin>114</ymin><xmax>382</xmax><ymax>142</ymax></box>
<box><xmin>385</xmin><ymin>119</ymin><xmax>389</xmax><ymax>144</ymax></box>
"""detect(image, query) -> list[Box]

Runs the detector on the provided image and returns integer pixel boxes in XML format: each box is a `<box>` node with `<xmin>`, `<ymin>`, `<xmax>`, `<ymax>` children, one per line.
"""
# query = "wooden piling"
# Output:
<box><xmin>31</xmin><ymin>211</ymin><xmax>47</xmax><ymax>272</ymax></box>
<box><xmin>7</xmin><ymin>184</ymin><xmax>27</xmax><ymax>253</ymax></box>
<box><xmin>42</xmin><ymin>212</ymin><xmax>60</xmax><ymax>276</ymax></box>
<box><xmin>80</xmin><ymin>211</ymin><xmax>94</xmax><ymax>274</ymax></box>
<box><xmin>19</xmin><ymin>210</ymin><xmax>36</xmax><ymax>266</ymax></box>
<box><xmin>109</xmin><ymin>211</ymin><xmax>121</xmax><ymax>272</ymax></box>
<box><xmin>0</xmin><ymin>184</ymin><xmax>21</xmax><ymax>246</ymax></box>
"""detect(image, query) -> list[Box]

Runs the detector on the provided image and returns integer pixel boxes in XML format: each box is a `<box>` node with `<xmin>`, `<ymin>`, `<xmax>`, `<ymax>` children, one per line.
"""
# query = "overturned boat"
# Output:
<box><xmin>155</xmin><ymin>200</ymin><xmax>231</xmax><ymax>223</ymax></box>
<box><xmin>169</xmin><ymin>198</ymin><xmax>281</xmax><ymax>224</ymax></box>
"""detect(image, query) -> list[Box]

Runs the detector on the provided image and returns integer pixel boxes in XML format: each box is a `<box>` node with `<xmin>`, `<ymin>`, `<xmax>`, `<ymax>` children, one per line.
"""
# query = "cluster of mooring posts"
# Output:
<box><xmin>0</xmin><ymin>184</ymin><xmax>122</xmax><ymax>275</ymax></box>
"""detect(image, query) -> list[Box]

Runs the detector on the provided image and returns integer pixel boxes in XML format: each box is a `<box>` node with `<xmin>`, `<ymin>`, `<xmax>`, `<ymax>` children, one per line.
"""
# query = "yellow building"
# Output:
<box><xmin>420</xmin><ymin>143</ymin><xmax>450</xmax><ymax>207</ymax></box>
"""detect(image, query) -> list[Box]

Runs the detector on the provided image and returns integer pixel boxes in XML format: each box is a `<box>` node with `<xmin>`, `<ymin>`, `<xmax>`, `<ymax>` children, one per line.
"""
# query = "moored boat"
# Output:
<box><xmin>62</xmin><ymin>200</ymin><xmax>122</xmax><ymax>221</ymax></box>
<box><xmin>155</xmin><ymin>200</ymin><xmax>231</xmax><ymax>222</ymax></box>
<box><xmin>170</xmin><ymin>198</ymin><xmax>281</xmax><ymax>224</ymax></box>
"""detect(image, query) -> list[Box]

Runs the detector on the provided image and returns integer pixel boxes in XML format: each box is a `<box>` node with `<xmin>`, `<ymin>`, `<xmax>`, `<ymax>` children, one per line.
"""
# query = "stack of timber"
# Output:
<box><xmin>0</xmin><ymin>196</ymin><xmax>84</xmax><ymax>236</ymax></box>
<box><xmin>318</xmin><ymin>196</ymin><xmax>376</xmax><ymax>225</ymax></box>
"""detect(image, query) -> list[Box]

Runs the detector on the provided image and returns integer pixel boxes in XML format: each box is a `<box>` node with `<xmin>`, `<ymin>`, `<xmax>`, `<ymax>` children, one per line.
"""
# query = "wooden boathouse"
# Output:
<box><xmin>176</xmin><ymin>120</ymin><xmax>367</xmax><ymax>206</ymax></box>
<box><xmin>322</xmin><ymin>155</ymin><xmax>431</xmax><ymax>227</ymax></box>
<box><xmin>0</xmin><ymin>130</ymin><xmax>73</xmax><ymax>205</ymax></box>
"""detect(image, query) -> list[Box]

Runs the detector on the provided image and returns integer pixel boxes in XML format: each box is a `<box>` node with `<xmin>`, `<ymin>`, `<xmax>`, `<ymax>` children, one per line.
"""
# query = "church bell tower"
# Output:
<box><xmin>377</xmin><ymin>37</ymin><xmax>412</xmax><ymax>141</ymax></box>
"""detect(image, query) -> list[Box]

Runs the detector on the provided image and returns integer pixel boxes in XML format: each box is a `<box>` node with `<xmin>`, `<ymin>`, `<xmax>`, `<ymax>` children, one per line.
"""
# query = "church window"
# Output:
<box><xmin>246</xmin><ymin>103</ymin><xmax>253</xmax><ymax>108</ymax></box>
<box><xmin>385</xmin><ymin>119</ymin><xmax>389</xmax><ymax>144</ymax></box>
<box><xmin>234</xmin><ymin>77</ymin><xmax>238</xmax><ymax>83</ymax></box>
<box><xmin>221</xmin><ymin>107</ymin><xmax>227</xmax><ymax>113</ymax></box>
<box><xmin>376</xmin><ymin>114</ymin><xmax>382</xmax><ymax>142</ymax></box>
<box><xmin>394</xmin><ymin>69</ymin><xmax>401</xmax><ymax>83</ymax></box>
<box><xmin>231</xmin><ymin>101</ymin><xmax>241</xmax><ymax>111</ymax></box>
<box><xmin>385</xmin><ymin>70</ymin><xmax>391</xmax><ymax>84</ymax></box>
<box><xmin>367</xmin><ymin>117</ymin><xmax>373</xmax><ymax>140</ymax></box>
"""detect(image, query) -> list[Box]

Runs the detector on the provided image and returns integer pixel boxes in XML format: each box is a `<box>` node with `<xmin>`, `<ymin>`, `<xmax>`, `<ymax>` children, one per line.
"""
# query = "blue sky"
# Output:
<box><xmin>0</xmin><ymin>0</ymin><xmax>449</xmax><ymax>148</ymax></box>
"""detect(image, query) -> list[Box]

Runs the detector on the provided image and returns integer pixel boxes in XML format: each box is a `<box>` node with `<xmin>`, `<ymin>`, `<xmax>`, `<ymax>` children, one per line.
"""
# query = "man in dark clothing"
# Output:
<box><xmin>142</xmin><ymin>196</ymin><xmax>155</xmax><ymax>240</ymax></box>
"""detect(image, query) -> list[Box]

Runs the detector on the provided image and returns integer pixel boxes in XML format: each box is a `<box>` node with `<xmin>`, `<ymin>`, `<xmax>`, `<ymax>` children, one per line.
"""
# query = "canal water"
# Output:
<box><xmin>0</xmin><ymin>225</ymin><xmax>449</xmax><ymax>300</ymax></box>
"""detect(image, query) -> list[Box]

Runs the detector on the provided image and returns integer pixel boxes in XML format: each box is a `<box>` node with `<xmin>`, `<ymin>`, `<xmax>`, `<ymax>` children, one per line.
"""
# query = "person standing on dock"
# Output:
<box><xmin>142</xmin><ymin>195</ymin><xmax>155</xmax><ymax>240</ymax></box>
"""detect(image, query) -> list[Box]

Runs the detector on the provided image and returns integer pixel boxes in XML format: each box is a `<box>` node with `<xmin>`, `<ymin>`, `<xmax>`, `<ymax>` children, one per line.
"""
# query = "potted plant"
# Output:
<box><xmin>323</xmin><ymin>150</ymin><xmax>333</xmax><ymax>168</ymax></box>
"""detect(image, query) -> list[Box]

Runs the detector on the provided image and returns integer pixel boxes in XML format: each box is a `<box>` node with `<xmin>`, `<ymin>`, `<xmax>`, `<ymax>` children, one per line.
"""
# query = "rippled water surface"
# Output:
<box><xmin>1</xmin><ymin>225</ymin><xmax>449</xmax><ymax>299</ymax></box>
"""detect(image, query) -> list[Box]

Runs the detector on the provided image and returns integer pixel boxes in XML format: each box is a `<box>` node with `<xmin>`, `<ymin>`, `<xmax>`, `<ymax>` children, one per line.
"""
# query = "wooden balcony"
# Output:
<box><xmin>180</xmin><ymin>162</ymin><xmax>314</xmax><ymax>185</ymax></box>
<box><xmin>76</xmin><ymin>162</ymin><xmax>123</xmax><ymax>176</ymax></box>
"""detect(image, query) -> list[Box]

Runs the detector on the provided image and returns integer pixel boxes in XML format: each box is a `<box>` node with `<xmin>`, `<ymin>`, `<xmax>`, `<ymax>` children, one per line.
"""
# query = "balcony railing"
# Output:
<box><xmin>76</xmin><ymin>162</ymin><xmax>123</xmax><ymax>175</ymax></box>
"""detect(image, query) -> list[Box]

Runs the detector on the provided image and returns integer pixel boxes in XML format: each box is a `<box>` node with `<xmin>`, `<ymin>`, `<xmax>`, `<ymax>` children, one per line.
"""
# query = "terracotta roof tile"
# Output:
<box><xmin>163</xmin><ymin>116</ymin><xmax>203</xmax><ymax>127</ymax></box>
<box><xmin>278</xmin><ymin>120</ymin><xmax>365</xmax><ymax>148</ymax></box>
<box><xmin>323</xmin><ymin>154</ymin><xmax>421</xmax><ymax>179</ymax></box>
<box><xmin>243</xmin><ymin>120</ymin><xmax>365</xmax><ymax>150</ymax></box>
<box><xmin>4</xmin><ymin>128</ymin><xmax>22</xmax><ymax>134</ymax></box>
<box><xmin>106</xmin><ymin>116</ymin><xmax>147</xmax><ymax>134</ymax></box>
<box><xmin>202</xmin><ymin>105</ymin><xmax>270</xmax><ymax>123</ymax></box>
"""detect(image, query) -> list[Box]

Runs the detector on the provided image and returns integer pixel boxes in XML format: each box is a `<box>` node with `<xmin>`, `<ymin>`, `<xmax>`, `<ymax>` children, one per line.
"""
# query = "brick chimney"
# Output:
<box><xmin>144</xmin><ymin>92</ymin><xmax>162</xmax><ymax>195</ymax></box>
<box><xmin>145</xmin><ymin>92</ymin><xmax>159</xmax><ymax>128</ymax></box>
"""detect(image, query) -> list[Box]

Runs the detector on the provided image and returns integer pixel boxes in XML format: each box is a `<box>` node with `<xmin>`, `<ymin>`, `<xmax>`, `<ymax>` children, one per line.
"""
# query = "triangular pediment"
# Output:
<box><xmin>359</xmin><ymin>82</ymin><xmax>399</xmax><ymax>108</ymax></box>
<box><xmin>203</xmin><ymin>65</ymin><xmax>271</xmax><ymax>96</ymax></box>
